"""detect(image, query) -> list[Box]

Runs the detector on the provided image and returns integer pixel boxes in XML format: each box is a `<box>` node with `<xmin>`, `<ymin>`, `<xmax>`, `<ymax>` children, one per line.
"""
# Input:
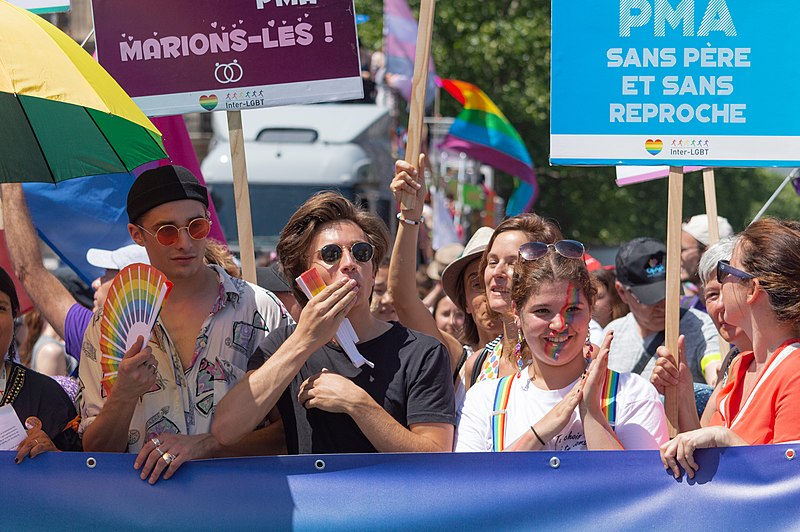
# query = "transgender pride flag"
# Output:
<box><xmin>383</xmin><ymin>0</ymin><xmax>436</xmax><ymax>108</ymax></box>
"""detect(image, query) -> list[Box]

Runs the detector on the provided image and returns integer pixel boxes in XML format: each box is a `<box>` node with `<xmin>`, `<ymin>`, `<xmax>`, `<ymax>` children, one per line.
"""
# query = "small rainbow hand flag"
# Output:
<box><xmin>295</xmin><ymin>269</ymin><xmax>373</xmax><ymax>369</ymax></box>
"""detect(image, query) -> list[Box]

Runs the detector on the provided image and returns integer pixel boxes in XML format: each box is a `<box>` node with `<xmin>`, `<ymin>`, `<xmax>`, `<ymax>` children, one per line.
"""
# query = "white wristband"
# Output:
<box><xmin>396</xmin><ymin>212</ymin><xmax>424</xmax><ymax>225</ymax></box>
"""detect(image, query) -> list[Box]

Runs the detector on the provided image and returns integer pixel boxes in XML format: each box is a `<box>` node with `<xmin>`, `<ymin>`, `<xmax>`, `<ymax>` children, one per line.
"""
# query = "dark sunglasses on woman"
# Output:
<box><xmin>717</xmin><ymin>259</ymin><xmax>755</xmax><ymax>284</ymax></box>
<box><xmin>317</xmin><ymin>242</ymin><xmax>375</xmax><ymax>265</ymax></box>
<box><xmin>519</xmin><ymin>240</ymin><xmax>585</xmax><ymax>261</ymax></box>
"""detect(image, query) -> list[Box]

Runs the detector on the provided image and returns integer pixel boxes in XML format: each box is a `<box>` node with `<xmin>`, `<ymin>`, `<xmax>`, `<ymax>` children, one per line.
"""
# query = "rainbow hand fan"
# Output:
<box><xmin>99</xmin><ymin>263</ymin><xmax>173</xmax><ymax>395</ymax></box>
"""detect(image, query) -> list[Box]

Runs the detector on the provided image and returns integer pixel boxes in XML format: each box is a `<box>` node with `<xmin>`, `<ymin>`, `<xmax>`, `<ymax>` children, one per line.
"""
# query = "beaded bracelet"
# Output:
<box><xmin>396</xmin><ymin>212</ymin><xmax>424</xmax><ymax>225</ymax></box>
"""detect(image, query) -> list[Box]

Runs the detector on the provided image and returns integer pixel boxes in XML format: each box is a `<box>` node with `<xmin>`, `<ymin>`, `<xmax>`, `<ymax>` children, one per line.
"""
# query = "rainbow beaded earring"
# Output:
<box><xmin>514</xmin><ymin>328</ymin><xmax>526</xmax><ymax>373</ymax></box>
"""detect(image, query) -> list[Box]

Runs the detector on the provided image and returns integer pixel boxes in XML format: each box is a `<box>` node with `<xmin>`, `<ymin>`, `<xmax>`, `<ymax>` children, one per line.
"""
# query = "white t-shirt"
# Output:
<box><xmin>455</xmin><ymin>370</ymin><xmax>668</xmax><ymax>452</ymax></box>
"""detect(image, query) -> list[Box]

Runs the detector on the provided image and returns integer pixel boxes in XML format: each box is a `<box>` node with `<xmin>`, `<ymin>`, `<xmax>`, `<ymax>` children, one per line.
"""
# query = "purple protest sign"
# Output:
<box><xmin>93</xmin><ymin>0</ymin><xmax>363</xmax><ymax>116</ymax></box>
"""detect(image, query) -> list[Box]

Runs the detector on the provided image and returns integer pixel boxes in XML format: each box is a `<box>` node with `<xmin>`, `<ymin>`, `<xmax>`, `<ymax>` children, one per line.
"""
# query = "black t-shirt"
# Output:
<box><xmin>249</xmin><ymin>322</ymin><xmax>456</xmax><ymax>454</ymax></box>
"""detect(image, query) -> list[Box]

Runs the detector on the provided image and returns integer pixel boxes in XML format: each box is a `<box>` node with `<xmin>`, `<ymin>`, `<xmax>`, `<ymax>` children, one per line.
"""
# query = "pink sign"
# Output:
<box><xmin>93</xmin><ymin>0</ymin><xmax>363</xmax><ymax>116</ymax></box>
<box><xmin>615</xmin><ymin>166</ymin><xmax>705</xmax><ymax>187</ymax></box>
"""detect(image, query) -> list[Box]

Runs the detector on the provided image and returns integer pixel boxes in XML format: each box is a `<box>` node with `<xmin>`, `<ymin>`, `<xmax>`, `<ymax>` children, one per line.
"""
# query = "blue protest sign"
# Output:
<box><xmin>551</xmin><ymin>0</ymin><xmax>800</xmax><ymax>166</ymax></box>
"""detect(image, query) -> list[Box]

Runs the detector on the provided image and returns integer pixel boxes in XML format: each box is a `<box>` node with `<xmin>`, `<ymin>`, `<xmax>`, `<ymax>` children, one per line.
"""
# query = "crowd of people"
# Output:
<box><xmin>1</xmin><ymin>159</ymin><xmax>798</xmax><ymax>484</ymax></box>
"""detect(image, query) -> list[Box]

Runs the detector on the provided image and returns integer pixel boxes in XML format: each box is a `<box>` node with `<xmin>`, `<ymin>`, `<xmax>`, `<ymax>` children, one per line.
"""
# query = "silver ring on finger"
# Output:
<box><xmin>155</xmin><ymin>446</ymin><xmax>165</xmax><ymax>457</ymax></box>
<box><xmin>162</xmin><ymin>452</ymin><xmax>176</xmax><ymax>465</ymax></box>
<box><xmin>151</xmin><ymin>437</ymin><xmax>162</xmax><ymax>447</ymax></box>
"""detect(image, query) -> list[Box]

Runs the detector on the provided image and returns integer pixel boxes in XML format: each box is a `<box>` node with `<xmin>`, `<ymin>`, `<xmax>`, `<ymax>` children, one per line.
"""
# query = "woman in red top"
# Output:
<box><xmin>659</xmin><ymin>218</ymin><xmax>800</xmax><ymax>479</ymax></box>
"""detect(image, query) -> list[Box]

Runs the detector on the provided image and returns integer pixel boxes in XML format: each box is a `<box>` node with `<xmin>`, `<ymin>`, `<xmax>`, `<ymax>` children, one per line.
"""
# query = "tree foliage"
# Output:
<box><xmin>354</xmin><ymin>0</ymin><xmax>799</xmax><ymax>244</ymax></box>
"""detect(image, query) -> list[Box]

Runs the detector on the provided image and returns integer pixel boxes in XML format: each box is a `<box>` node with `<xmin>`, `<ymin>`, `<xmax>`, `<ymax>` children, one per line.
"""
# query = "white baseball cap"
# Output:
<box><xmin>682</xmin><ymin>215</ymin><xmax>734</xmax><ymax>247</ymax></box>
<box><xmin>86</xmin><ymin>244</ymin><xmax>150</xmax><ymax>270</ymax></box>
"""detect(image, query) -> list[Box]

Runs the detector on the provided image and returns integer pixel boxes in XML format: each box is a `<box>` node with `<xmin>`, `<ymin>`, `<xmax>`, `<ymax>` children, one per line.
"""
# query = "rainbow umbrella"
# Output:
<box><xmin>0</xmin><ymin>1</ymin><xmax>167</xmax><ymax>183</ymax></box>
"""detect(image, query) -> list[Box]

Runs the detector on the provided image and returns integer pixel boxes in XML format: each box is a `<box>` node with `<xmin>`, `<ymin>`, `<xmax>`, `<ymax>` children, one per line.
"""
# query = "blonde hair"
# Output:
<box><xmin>204</xmin><ymin>239</ymin><xmax>241</xmax><ymax>278</ymax></box>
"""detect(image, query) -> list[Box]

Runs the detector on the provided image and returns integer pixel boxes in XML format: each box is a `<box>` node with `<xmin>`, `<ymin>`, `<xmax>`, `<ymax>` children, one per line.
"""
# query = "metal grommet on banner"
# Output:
<box><xmin>314</xmin><ymin>459</ymin><xmax>326</xmax><ymax>471</ymax></box>
<box><xmin>549</xmin><ymin>456</ymin><xmax>561</xmax><ymax>469</ymax></box>
<box><xmin>86</xmin><ymin>457</ymin><xmax>97</xmax><ymax>469</ymax></box>
<box><xmin>786</xmin><ymin>449</ymin><xmax>796</xmax><ymax>461</ymax></box>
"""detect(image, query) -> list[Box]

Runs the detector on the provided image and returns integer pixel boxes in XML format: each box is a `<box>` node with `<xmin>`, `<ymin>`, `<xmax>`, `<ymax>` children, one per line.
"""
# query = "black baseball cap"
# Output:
<box><xmin>615</xmin><ymin>237</ymin><xmax>667</xmax><ymax>305</ymax></box>
<box><xmin>127</xmin><ymin>165</ymin><xmax>208</xmax><ymax>223</ymax></box>
<box><xmin>256</xmin><ymin>263</ymin><xmax>292</xmax><ymax>294</ymax></box>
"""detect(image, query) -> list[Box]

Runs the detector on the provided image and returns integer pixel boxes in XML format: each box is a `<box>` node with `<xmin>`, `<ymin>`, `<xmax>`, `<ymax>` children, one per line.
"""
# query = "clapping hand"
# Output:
<box><xmin>581</xmin><ymin>331</ymin><xmax>614</xmax><ymax>415</ymax></box>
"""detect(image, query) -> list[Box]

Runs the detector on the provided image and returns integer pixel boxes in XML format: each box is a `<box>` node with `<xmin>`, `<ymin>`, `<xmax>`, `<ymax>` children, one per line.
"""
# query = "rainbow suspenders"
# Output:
<box><xmin>491</xmin><ymin>369</ymin><xmax>621</xmax><ymax>451</ymax></box>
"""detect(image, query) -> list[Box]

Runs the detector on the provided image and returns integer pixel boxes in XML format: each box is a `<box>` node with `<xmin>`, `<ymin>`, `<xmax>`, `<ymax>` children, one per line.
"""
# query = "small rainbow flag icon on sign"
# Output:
<box><xmin>645</xmin><ymin>139</ymin><xmax>663</xmax><ymax>155</ymax></box>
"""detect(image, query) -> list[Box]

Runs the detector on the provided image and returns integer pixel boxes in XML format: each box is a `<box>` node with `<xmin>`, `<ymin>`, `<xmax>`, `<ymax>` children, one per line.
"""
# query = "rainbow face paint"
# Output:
<box><xmin>543</xmin><ymin>283</ymin><xmax>583</xmax><ymax>361</ymax></box>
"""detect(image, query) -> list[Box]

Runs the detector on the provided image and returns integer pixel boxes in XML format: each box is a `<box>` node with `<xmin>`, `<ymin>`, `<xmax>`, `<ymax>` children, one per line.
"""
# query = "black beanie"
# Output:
<box><xmin>127</xmin><ymin>165</ymin><xmax>209</xmax><ymax>222</ymax></box>
<box><xmin>0</xmin><ymin>267</ymin><xmax>20</xmax><ymax>318</ymax></box>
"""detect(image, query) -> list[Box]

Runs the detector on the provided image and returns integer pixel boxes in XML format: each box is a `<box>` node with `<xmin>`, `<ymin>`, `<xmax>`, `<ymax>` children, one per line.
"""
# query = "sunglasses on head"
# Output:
<box><xmin>137</xmin><ymin>217</ymin><xmax>212</xmax><ymax>246</ymax></box>
<box><xmin>317</xmin><ymin>242</ymin><xmax>375</xmax><ymax>265</ymax></box>
<box><xmin>519</xmin><ymin>240</ymin><xmax>585</xmax><ymax>261</ymax></box>
<box><xmin>717</xmin><ymin>260</ymin><xmax>755</xmax><ymax>284</ymax></box>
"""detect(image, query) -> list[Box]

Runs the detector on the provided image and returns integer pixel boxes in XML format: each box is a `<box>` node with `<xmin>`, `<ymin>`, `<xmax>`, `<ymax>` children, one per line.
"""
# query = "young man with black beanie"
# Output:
<box><xmin>79</xmin><ymin>165</ymin><xmax>290</xmax><ymax>483</ymax></box>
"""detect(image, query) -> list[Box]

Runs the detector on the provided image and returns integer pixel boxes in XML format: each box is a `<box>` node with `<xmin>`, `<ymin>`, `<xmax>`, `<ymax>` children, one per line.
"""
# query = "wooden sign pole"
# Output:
<box><xmin>227</xmin><ymin>110</ymin><xmax>257</xmax><ymax>284</ymax></box>
<box><xmin>664</xmin><ymin>166</ymin><xmax>684</xmax><ymax>437</ymax></box>
<box><xmin>399</xmin><ymin>0</ymin><xmax>436</xmax><ymax>211</ymax></box>
<box><xmin>702</xmin><ymin>169</ymin><xmax>721</xmax><ymax>243</ymax></box>
<box><xmin>702</xmin><ymin>168</ymin><xmax>728</xmax><ymax>356</ymax></box>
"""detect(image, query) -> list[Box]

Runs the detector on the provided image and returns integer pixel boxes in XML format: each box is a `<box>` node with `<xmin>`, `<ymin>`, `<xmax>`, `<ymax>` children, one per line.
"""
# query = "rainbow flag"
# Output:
<box><xmin>438</xmin><ymin>79</ymin><xmax>538</xmax><ymax>212</ymax></box>
<box><xmin>505</xmin><ymin>180</ymin><xmax>537</xmax><ymax>217</ymax></box>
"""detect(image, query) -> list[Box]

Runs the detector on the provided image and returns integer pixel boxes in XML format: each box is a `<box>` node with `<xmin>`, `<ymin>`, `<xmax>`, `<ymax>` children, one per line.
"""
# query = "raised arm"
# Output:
<box><xmin>1</xmin><ymin>183</ymin><xmax>75</xmax><ymax>338</ymax></box>
<box><xmin>387</xmin><ymin>156</ymin><xmax>463</xmax><ymax>364</ymax></box>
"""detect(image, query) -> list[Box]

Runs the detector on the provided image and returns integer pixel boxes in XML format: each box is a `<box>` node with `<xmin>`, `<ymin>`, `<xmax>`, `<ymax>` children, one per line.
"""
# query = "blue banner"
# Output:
<box><xmin>4</xmin><ymin>445</ymin><xmax>800</xmax><ymax>530</ymax></box>
<box><xmin>551</xmin><ymin>0</ymin><xmax>800</xmax><ymax>166</ymax></box>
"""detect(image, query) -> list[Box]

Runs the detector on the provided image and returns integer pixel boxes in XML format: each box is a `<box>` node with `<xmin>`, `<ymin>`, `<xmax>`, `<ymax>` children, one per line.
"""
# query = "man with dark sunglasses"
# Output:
<box><xmin>79</xmin><ymin>165</ymin><xmax>291</xmax><ymax>484</ymax></box>
<box><xmin>213</xmin><ymin>191</ymin><xmax>456</xmax><ymax>455</ymax></box>
<box><xmin>605</xmin><ymin>238</ymin><xmax>720</xmax><ymax>391</ymax></box>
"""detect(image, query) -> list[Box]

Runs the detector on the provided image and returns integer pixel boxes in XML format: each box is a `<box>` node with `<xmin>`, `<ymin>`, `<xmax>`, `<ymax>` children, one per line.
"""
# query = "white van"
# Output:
<box><xmin>201</xmin><ymin>103</ymin><xmax>395</xmax><ymax>252</ymax></box>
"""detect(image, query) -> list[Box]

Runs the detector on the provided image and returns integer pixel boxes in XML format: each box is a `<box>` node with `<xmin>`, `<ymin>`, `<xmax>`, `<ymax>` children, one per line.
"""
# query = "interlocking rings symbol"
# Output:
<box><xmin>214</xmin><ymin>60</ymin><xmax>244</xmax><ymax>84</ymax></box>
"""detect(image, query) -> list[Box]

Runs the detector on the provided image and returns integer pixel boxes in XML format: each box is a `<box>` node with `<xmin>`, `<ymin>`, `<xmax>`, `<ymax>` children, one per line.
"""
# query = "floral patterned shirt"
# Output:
<box><xmin>78</xmin><ymin>265</ymin><xmax>291</xmax><ymax>452</ymax></box>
